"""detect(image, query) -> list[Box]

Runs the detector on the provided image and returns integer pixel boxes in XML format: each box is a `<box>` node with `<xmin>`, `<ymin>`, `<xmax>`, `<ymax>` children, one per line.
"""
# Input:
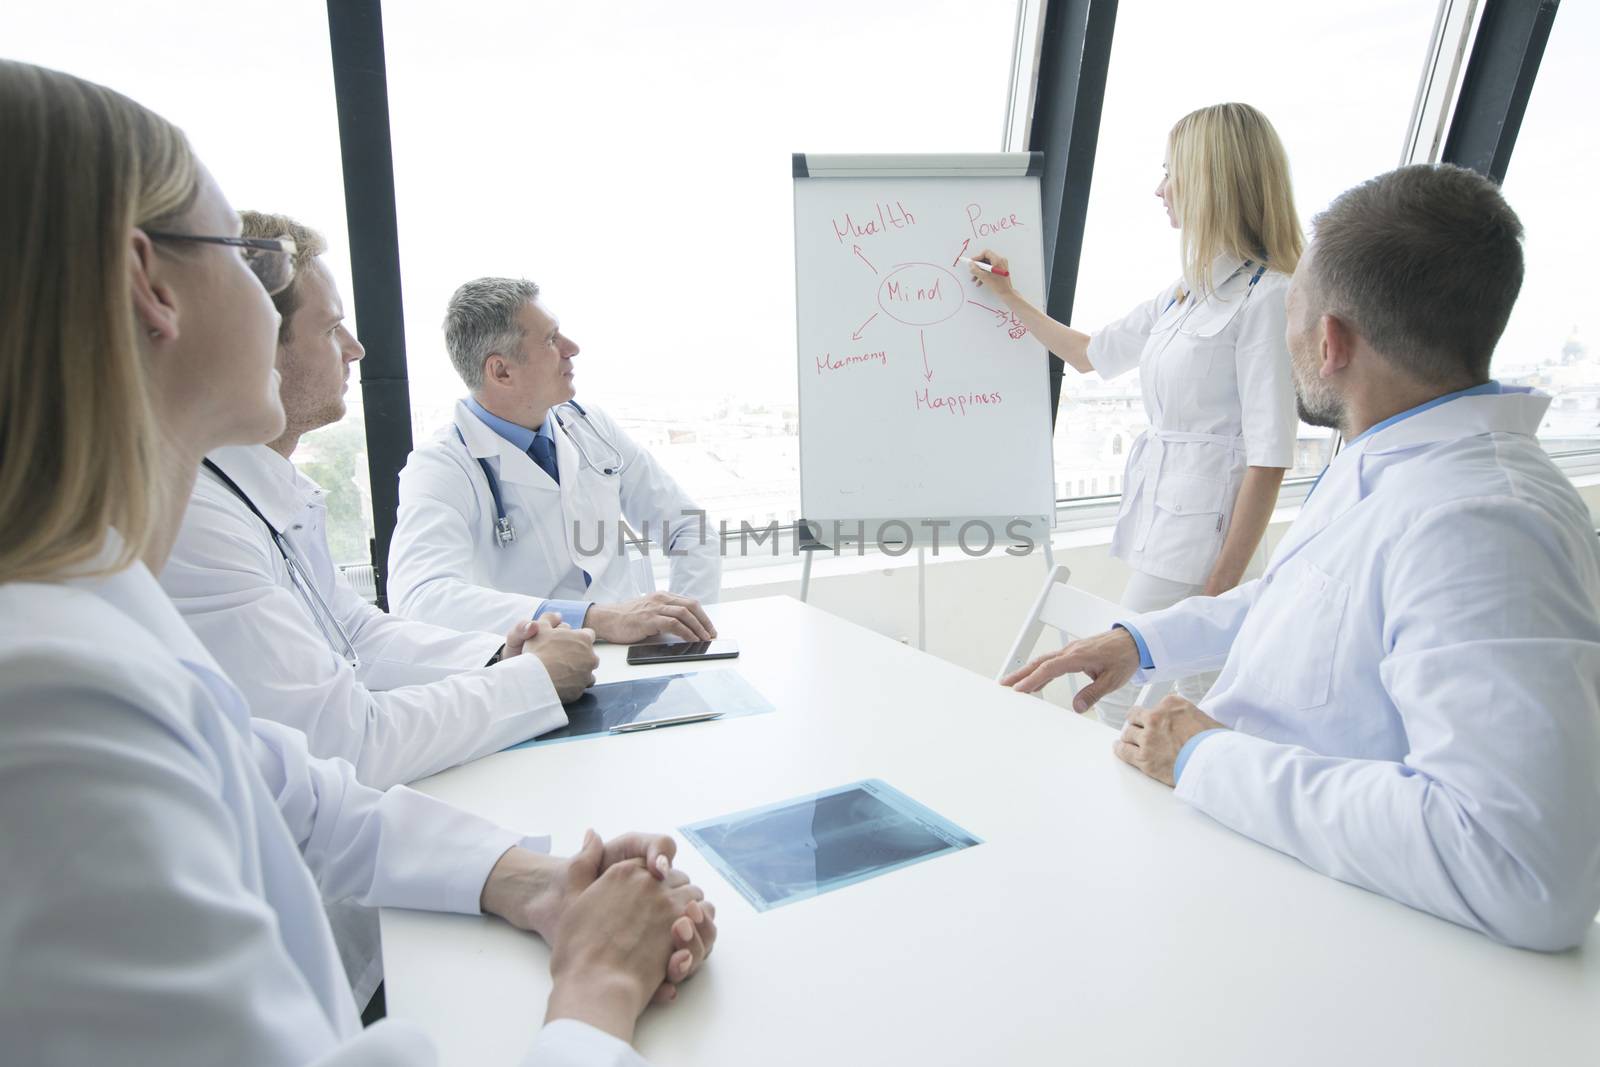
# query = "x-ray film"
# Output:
<box><xmin>505</xmin><ymin>670</ymin><xmax>773</xmax><ymax>749</ymax></box>
<box><xmin>681</xmin><ymin>779</ymin><xmax>981</xmax><ymax>912</ymax></box>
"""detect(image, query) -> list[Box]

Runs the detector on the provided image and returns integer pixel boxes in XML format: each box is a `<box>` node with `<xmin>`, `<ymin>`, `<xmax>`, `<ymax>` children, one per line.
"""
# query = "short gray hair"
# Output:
<box><xmin>443</xmin><ymin>277</ymin><xmax>540</xmax><ymax>390</ymax></box>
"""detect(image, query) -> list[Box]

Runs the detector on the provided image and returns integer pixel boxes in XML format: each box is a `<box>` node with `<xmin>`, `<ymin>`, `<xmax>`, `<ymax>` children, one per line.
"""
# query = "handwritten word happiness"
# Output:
<box><xmin>832</xmin><ymin>201</ymin><xmax>917</xmax><ymax>244</ymax></box>
<box><xmin>914</xmin><ymin>387</ymin><xmax>1004</xmax><ymax>415</ymax></box>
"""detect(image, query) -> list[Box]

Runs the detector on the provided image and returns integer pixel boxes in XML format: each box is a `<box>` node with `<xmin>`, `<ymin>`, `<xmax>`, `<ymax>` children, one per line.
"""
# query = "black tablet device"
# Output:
<box><xmin>625</xmin><ymin>639</ymin><xmax>739</xmax><ymax>665</ymax></box>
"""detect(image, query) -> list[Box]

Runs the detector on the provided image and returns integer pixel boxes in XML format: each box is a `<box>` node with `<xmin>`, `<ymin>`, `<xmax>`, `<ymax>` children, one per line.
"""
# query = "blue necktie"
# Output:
<box><xmin>530</xmin><ymin>433</ymin><xmax>590</xmax><ymax>587</ymax></box>
<box><xmin>529</xmin><ymin>434</ymin><xmax>559</xmax><ymax>485</ymax></box>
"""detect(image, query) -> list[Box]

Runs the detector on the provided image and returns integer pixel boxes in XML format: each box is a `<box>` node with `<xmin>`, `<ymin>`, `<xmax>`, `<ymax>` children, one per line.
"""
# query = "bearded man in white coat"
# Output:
<box><xmin>1004</xmin><ymin>164</ymin><xmax>1600</xmax><ymax>952</ymax></box>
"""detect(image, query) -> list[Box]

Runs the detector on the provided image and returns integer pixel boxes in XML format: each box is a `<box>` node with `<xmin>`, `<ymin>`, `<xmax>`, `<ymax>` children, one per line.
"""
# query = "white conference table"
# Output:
<box><xmin>382</xmin><ymin>595</ymin><xmax>1600</xmax><ymax>1065</ymax></box>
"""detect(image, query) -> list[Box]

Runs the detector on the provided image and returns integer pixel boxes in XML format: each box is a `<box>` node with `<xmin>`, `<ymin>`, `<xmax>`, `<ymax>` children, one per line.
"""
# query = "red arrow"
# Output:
<box><xmin>851</xmin><ymin>312</ymin><xmax>878</xmax><ymax>341</ymax></box>
<box><xmin>853</xmin><ymin>244</ymin><xmax>877</xmax><ymax>275</ymax></box>
<box><xmin>951</xmin><ymin>237</ymin><xmax>971</xmax><ymax>267</ymax></box>
<box><xmin>920</xmin><ymin>329</ymin><xmax>934</xmax><ymax>382</ymax></box>
<box><xmin>968</xmin><ymin>299</ymin><xmax>1006</xmax><ymax>319</ymax></box>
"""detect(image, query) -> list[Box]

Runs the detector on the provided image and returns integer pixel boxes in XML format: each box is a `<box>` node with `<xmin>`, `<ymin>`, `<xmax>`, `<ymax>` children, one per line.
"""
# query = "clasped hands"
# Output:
<box><xmin>481</xmin><ymin>830</ymin><xmax>718</xmax><ymax>1042</ymax></box>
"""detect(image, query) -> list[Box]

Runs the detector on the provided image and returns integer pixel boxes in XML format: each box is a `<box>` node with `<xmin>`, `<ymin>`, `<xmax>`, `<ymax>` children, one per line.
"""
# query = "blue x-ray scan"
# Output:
<box><xmin>682</xmin><ymin>779</ymin><xmax>981</xmax><ymax>911</ymax></box>
<box><xmin>504</xmin><ymin>669</ymin><xmax>773</xmax><ymax>749</ymax></box>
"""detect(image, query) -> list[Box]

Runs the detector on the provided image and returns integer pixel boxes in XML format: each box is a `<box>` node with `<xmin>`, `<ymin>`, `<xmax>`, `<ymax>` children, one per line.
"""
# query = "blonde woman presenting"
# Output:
<box><xmin>991</xmin><ymin>103</ymin><xmax>1302</xmax><ymax>727</ymax></box>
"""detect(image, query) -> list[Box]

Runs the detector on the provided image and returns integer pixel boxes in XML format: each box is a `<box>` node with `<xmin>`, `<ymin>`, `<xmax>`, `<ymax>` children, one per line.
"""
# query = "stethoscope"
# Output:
<box><xmin>201</xmin><ymin>459</ymin><xmax>362</xmax><ymax>670</ymax></box>
<box><xmin>457</xmin><ymin>401</ymin><xmax>628</xmax><ymax>549</ymax></box>
<box><xmin>1162</xmin><ymin>258</ymin><xmax>1269</xmax><ymax>315</ymax></box>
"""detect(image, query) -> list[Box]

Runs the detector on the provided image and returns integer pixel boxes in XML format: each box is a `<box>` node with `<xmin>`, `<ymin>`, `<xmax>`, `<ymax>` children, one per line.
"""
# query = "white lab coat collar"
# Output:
<box><xmin>204</xmin><ymin>444</ymin><xmax>321</xmax><ymax>532</ymax></box>
<box><xmin>451</xmin><ymin>399</ymin><xmax>559</xmax><ymax>492</ymax></box>
<box><xmin>1357</xmin><ymin>387</ymin><xmax>1549</xmax><ymax>455</ymax></box>
<box><xmin>1181</xmin><ymin>253</ymin><xmax>1252</xmax><ymax>297</ymax></box>
<box><xmin>1273</xmin><ymin>388</ymin><xmax>1552</xmax><ymax>573</ymax></box>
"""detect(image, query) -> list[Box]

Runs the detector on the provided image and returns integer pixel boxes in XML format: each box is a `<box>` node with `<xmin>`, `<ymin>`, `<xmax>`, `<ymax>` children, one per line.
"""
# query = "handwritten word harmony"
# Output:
<box><xmin>817</xmin><ymin>350</ymin><xmax>888</xmax><ymax>374</ymax></box>
<box><xmin>914</xmin><ymin>388</ymin><xmax>1004</xmax><ymax>416</ymax></box>
<box><xmin>966</xmin><ymin>202</ymin><xmax>1024</xmax><ymax>239</ymax></box>
<box><xmin>832</xmin><ymin>202</ymin><xmax>917</xmax><ymax>244</ymax></box>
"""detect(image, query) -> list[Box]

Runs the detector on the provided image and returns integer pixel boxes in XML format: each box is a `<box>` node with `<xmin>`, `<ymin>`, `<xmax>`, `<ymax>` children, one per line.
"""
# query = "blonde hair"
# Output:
<box><xmin>1167</xmin><ymin>102</ymin><xmax>1303</xmax><ymax>296</ymax></box>
<box><xmin>241</xmin><ymin>210</ymin><xmax>327</xmax><ymax>342</ymax></box>
<box><xmin>0</xmin><ymin>61</ymin><xmax>202</xmax><ymax>582</ymax></box>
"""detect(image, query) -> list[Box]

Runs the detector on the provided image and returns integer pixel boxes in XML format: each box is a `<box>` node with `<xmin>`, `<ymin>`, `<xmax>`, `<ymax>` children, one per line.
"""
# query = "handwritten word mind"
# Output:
<box><xmin>832</xmin><ymin>201</ymin><xmax>916</xmax><ymax>244</ymax></box>
<box><xmin>878</xmin><ymin>263</ymin><xmax>963</xmax><ymax>327</ymax></box>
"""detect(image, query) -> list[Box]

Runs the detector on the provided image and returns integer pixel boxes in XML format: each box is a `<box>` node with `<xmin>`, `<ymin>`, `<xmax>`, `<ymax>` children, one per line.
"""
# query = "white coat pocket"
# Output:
<box><xmin>1262</xmin><ymin>557</ymin><xmax>1349</xmax><ymax>710</ymax></box>
<box><xmin>628</xmin><ymin>541</ymin><xmax>659</xmax><ymax>595</ymax></box>
<box><xmin>1151</xmin><ymin>470</ymin><xmax>1227</xmax><ymax>560</ymax></box>
<box><xmin>1154</xmin><ymin>471</ymin><xmax>1225</xmax><ymax>520</ymax></box>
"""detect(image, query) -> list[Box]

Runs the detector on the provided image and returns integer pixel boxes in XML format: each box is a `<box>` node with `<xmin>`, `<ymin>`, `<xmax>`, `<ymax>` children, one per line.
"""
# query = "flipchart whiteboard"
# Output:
<box><xmin>793</xmin><ymin>153</ymin><xmax>1056</xmax><ymax>548</ymax></box>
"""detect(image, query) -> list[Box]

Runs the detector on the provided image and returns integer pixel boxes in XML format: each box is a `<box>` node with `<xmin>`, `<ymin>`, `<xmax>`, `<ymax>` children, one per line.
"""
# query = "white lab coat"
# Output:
<box><xmin>161</xmin><ymin>445</ymin><xmax>570</xmax><ymax>999</ymax></box>
<box><xmin>1126</xmin><ymin>388</ymin><xmax>1600</xmax><ymax>950</ymax></box>
<box><xmin>162</xmin><ymin>444</ymin><xmax>568</xmax><ymax>789</ymax></box>
<box><xmin>389</xmin><ymin>400</ymin><xmax>721</xmax><ymax>635</ymax></box>
<box><xmin>0</xmin><ymin>545</ymin><xmax>646</xmax><ymax>1066</ymax></box>
<box><xmin>1087</xmin><ymin>257</ymin><xmax>1297</xmax><ymax>584</ymax></box>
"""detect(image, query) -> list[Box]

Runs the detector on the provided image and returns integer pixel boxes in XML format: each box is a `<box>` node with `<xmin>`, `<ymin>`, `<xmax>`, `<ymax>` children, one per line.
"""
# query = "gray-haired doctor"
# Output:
<box><xmin>388</xmin><ymin>277</ymin><xmax>721</xmax><ymax>643</ymax></box>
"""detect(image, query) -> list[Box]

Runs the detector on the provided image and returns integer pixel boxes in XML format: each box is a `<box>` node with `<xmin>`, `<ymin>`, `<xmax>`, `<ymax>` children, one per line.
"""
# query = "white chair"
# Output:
<box><xmin>996</xmin><ymin>564</ymin><xmax>1151</xmax><ymax>711</ymax></box>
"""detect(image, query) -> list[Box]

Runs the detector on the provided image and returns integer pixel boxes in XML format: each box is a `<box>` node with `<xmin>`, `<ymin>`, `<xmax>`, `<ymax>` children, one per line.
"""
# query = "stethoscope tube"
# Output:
<box><xmin>201</xmin><ymin>459</ymin><xmax>362</xmax><ymax>670</ymax></box>
<box><xmin>1163</xmin><ymin>258</ymin><xmax>1269</xmax><ymax>314</ymax></box>
<box><xmin>552</xmin><ymin>401</ymin><xmax>626</xmax><ymax>477</ymax></box>
<box><xmin>457</xmin><ymin>401</ymin><xmax>627</xmax><ymax>549</ymax></box>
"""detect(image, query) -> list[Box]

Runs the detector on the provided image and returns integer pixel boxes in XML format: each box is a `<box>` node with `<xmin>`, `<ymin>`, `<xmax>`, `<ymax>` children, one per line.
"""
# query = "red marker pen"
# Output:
<box><xmin>958</xmin><ymin>255</ymin><xmax>1010</xmax><ymax>277</ymax></box>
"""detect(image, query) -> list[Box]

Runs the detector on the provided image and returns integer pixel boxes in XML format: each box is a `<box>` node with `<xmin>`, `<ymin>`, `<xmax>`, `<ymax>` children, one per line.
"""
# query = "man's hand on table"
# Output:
<box><xmin>505</xmin><ymin>612</ymin><xmax>598</xmax><ymax>702</ymax></box>
<box><xmin>586</xmin><ymin>593</ymin><xmax>716</xmax><ymax>644</ymax></box>
<box><xmin>1113</xmin><ymin>695</ymin><xmax>1226</xmax><ymax>787</ymax></box>
<box><xmin>1000</xmin><ymin>627</ymin><xmax>1142</xmax><ymax>711</ymax></box>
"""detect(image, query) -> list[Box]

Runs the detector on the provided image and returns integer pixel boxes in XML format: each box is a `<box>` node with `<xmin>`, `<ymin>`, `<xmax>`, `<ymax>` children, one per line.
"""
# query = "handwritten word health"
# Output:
<box><xmin>831</xmin><ymin>201</ymin><xmax>916</xmax><ymax>244</ymax></box>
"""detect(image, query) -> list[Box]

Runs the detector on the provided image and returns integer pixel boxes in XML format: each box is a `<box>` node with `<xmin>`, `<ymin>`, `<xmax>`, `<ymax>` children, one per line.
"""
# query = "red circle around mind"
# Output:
<box><xmin>877</xmin><ymin>262</ymin><xmax>964</xmax><ymax>327</ymax></box>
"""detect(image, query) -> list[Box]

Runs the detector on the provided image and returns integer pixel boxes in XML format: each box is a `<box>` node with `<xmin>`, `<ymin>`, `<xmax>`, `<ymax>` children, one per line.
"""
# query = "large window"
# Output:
<box><xmin>1491</xmin><ymin>1</ymin><xmax>1598</xmax><ymax>455</ymax></box>
<box><xmin>3</xmin><ymin>0</ymin><xmax>373</xmax><ymax>564</ymax></box>
<box><xmin>1063</xmin><ymin>0</ymin><xmax>1441</xmax><ymax>499</ymax></box>
<box><xmin>383</xmin><ymin>0</ymin><xmax>1020</xmax><ymax>530</ymax></box>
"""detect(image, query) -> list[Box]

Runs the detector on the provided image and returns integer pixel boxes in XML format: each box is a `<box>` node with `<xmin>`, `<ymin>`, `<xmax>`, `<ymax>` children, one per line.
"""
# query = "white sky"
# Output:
<box><xmin>4</xmin><ymin>0</ymin><xmax>1590</xmax><ymax>423</ymax></box>
<box><xmin>379</xmin><ymin>0</ymin><xmax>1018</xmax><ymax>430</ymax></box>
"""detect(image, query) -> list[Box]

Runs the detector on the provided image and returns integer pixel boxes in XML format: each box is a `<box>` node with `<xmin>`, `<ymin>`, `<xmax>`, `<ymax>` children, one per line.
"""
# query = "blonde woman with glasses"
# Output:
<box><xmin>0</xmin><ymin>60</ymin><xmax>713</xmax><ymax>1066</ymax></box>
<box><xmin>992</xmin><ymin>103</ymin><xmax>1302</xmax><ymax>727</ymax></box>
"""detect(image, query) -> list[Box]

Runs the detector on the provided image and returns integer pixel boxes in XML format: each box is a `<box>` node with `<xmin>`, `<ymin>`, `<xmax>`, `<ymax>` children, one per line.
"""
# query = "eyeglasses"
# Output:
<box><xmin>144</xmin><ymin>231</ymin><xmax>299</xmax><ymax>295</ymax></box>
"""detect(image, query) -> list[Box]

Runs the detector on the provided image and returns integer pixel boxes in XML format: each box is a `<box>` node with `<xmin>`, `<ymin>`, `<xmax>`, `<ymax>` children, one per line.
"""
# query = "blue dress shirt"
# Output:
<box><xmin>463</xmin><ymin>398</ymin><xmax>592</xmax><ymax>628</ymax></box>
